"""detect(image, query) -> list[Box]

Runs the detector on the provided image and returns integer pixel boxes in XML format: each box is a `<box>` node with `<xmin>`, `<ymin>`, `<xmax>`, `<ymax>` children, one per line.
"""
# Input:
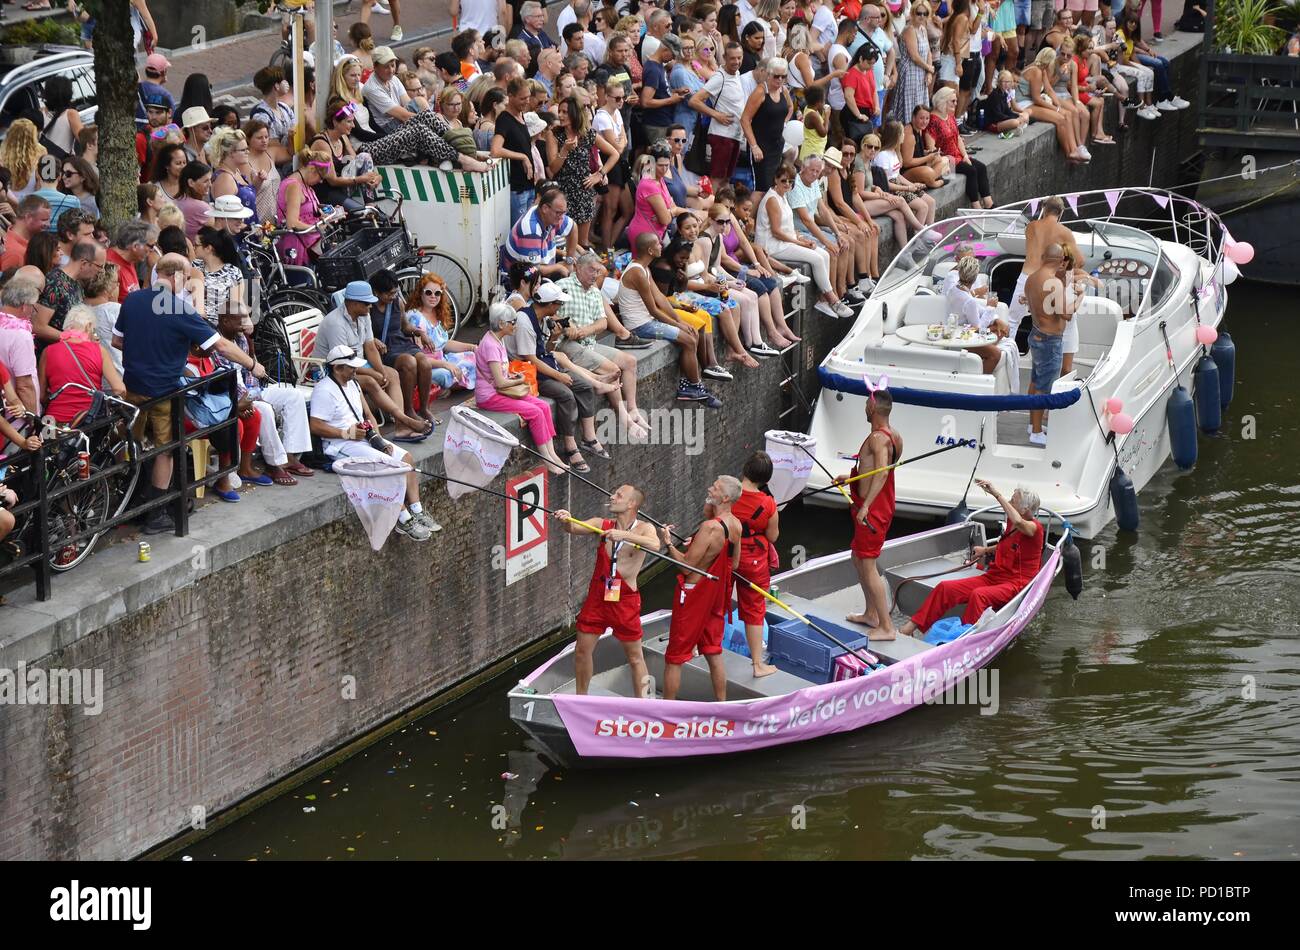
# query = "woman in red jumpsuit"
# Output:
<box><xmin>732</xmin><ymin>451</ymin><xmax>780</xmax><ymax>677</ymax></box>
<box><xmin>900</xmin><ymin>480</ymin><xmax>1043</xmax><ymax>637</ymax></box>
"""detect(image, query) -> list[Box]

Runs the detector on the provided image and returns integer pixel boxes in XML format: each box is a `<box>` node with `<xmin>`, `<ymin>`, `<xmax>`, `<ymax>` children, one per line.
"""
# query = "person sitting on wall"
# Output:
<box><xmin>368</xmin><ymin>270</ymin><xmax>438</xmax><ymax>431</ymax></box>
<box><xmin>309</xmin><ymin>344</ymin><xmax>439</xmax><ymax>541</ymax></box>
<box><xmin>898</xmin><ymin>480</ymin><xmax>1043</xmax><ymax>638</ymax></box>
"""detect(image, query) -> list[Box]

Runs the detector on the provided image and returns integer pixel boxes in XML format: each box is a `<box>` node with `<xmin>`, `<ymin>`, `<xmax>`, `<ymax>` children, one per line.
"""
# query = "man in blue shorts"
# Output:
<box><xmin>616</xmin><ymin>233</ymin><xmax>721</xmax><ymax>407</ymax></box>
<box><xmin>1023</xmin><ymin>243</ymin><xmax>1075</xmax><ymax>446</ymax></box>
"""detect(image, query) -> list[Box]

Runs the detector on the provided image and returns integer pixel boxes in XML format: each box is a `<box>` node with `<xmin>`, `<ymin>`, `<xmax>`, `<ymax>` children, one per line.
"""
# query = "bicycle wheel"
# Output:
<box><xmin>422</xmin><ymin>250</ymin><xmax>477</xmax><ymax>320</ymax></box>
<box><xmin>46</xmin><ymin>466</ymin><xmax>112</xmax><ymax>572</ymax></box>
<box><xmin>394</xmin><ymin>267</ymin><xmax>462</xmax><ymax>335</ymax></box>
<box><xmin>92</xmin><ymin>420</ymin><xmax>141</xmax><ymax>522</ymax></box>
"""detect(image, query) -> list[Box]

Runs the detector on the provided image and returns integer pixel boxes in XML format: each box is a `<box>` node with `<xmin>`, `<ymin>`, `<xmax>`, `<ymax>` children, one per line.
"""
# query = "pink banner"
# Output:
<box><xmin>1065</xmin><ymin>194</ymin><xmax>1079</xmax><ymax>215</ymax></box>
<box><xmin>1104</xmin><ymin>189</ymin><xmax>1122</xmax><ymax>215</ymax></box>
<box><xmin>549</xmin><ymin>551</ymin><xmax>1059</xmax><ymax>759</ymax></box>
<box><xmin>1152</xmin><ymin>193</ymin><xmax>1170</xmax><ymax>209</ymax></box>
<box><xmin>1028</xmin><ymin>198</ymin><xmax>1041</xmax><ymax>217</ymax></box>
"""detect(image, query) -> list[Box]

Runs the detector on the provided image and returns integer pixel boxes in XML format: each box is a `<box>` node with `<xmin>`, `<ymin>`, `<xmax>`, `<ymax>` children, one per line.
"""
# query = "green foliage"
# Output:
<box><xmin>1</xmin><ymin>18</ymin><xmax>83</xmax><ymax>47</ymax></box>
<box><xmin>1213</xmin><ymin>0</ymin><xmax>1289</xmax><ymax>54</ymax></box>
<box><xmin>1274</xmin><ymin>0</ymin><xmax>1300</xmax><ymax>32</ymax></box>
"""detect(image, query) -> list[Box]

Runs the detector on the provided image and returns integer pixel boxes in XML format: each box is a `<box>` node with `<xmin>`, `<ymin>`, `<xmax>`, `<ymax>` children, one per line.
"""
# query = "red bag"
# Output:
<box><xmin>767</xmin><ymin>538</ymin><xmax>780</xmax><ymax>571</ymax></box>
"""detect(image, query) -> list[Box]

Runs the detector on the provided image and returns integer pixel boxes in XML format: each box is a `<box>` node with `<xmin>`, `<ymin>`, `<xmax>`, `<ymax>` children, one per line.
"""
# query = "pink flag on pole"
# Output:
<box><xmin>1104</xmin><ymin>189</ymin><xmax>1122</xmax><ymax>215</ymax></box>
<box><xmin>1152</xmin><ymin>193</ymin><xmax>1170</xmax><ymax>209</ymax></box>
<box><xmin>1028</xmin><ymin>198</ymin><xmax>1041</xmax><ymax>217</ymax></box>
<box><xmin>1065</xmin><ymin>194</ymin><xmax>1079</xmax><ymax>215</ymax></box>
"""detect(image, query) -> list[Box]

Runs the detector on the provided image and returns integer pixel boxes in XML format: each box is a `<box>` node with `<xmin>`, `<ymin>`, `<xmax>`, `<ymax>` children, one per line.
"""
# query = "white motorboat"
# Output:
<box><xmin>805</xmin><ymin>189</ymin><xmax>1236</xmax><ymax>539</ymax></box>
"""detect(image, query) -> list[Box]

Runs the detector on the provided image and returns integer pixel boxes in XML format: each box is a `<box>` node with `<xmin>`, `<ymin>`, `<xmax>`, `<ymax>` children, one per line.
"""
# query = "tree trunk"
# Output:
<box><xmin>91</xmin><ymin>0</ymin><xmax>141</xmax><ymax>232</ymax></box>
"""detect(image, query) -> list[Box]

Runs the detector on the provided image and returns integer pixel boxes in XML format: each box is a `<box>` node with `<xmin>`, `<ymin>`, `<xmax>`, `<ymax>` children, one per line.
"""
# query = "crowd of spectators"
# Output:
<box><xmin>0</xmin><ymin>0</ymin><xmax>1206</xmax><ymax>560</ymax></box>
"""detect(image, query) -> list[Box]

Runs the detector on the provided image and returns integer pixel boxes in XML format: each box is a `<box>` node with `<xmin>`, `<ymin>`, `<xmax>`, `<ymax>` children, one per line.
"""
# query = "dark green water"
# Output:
<box><xmin>189</xmin><ymin>283</ymin><xmax>1299</xmax><ymax>860</ymax></box>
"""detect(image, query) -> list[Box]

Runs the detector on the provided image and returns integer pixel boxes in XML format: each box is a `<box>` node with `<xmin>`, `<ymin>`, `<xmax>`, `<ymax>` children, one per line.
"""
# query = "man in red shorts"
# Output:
<box><xmin>732</xmin><ymin>451</ymin><xmax>780</xmax><ymax>678</ymax></box>
<box><xmin>899</xmin><ymin>480</ymin><xmax>1043</xmax><ymax>637</ymax></box>
<box><xmin>659</xmin><ymin>475</ymin><xmax>743</xmax><ymax>701</ymax></box>
<box><xmin>555</xmin><ymin>484</ymin><xmax>661</xmax><ymax>697</ymax></box>
<box><xmin>835</xmin><ymin>388</ymin><xmax>903</xmax><ymax>640</ymax></box>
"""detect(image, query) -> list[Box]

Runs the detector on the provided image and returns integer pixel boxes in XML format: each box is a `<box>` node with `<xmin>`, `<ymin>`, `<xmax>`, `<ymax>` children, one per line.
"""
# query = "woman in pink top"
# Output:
<box><xmin>175</xmin><ymin>161</ymin><xmax>215</xmax><ymax>240</ymax></box>
<box><xmin>473</xmin><ymin>303</ymin><xmax>567</xmax><ymax>474</ymax></box>
<box><xmin>627</xmin><ymin>144</ymin><xmax>696</xmax><ymax>250</ymax></box>
<box><xmin>38</xmin><ymin>306</ymin><xmax>127</xmax><ymax>424</ymax></box>
<box><xmin>275</xmin><ymin>146</ymin><xmax>332</xmax><ymax>264</ymax></box>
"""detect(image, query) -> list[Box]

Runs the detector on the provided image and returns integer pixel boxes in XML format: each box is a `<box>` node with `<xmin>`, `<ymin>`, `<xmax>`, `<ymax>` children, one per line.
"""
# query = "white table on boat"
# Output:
<box><xmin>894</xmin><ymin>324</ymin><xmax>1000</xmax><ymax>349</ymax></box>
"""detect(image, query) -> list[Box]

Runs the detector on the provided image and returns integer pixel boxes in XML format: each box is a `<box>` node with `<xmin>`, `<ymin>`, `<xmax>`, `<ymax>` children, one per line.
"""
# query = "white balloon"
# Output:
<box><xmin>1223</xmin><ymin>258</ymin><xmax>1240</xmax><ymax>285</ymax></box>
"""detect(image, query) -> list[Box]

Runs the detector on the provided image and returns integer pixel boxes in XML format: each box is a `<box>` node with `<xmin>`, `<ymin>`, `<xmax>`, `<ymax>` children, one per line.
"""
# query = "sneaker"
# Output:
<box><xmin>856</xmin><ymin>277</ymin><xmax>876</xmax><ymax>293</ymax></box>
<box><xmin>1028</xmin><ymin>430</ymin><xmax>1048</xmax><ymax>447</ymax></box>
<box><xmin>1151</xmin><ymin>31</ymin><xmax>1163</xmax><ymax>42</ymax></box>
<box><xmin>1169</xmin><ymin>96</ymin><xmax>1190</xmax><ymax>109</ymax></box>
<box><xmin>390</xmin><ymin>26</ymin><xmax>403</xmax><ymax>43</ymax></box>
<box><xmin>696</xmin><ymin>385</ymin><xmax>723</xmax><ymax>409</ymax></box>
<box><xmin>958</xmin><ymin>122</ymin><xmax>976</xmax><ymax>137</ymax></box>
<box><xmin>1078</xmin><ymin>145</ymin><xmax>1092</xmax><ymax>160</ymax></box>
<box><xmin>142</xmin><ymin>506</ymin><xmax>175</xmax><ymax>536</ymax></box>
<box><xmin>833</xmin><ymin>301</ymin><xmax>855</xmax><ymax>318</ymax></box>
<box><xmin>372</xmin><ymin>1</ymin><xmax>391</xmax><ymax>13</ymax></box>
<box><xmin>615</xmin><ymin>333</ymin><xmax>651</xmax><ymax>348</ymax></box>
<box><xmin>1027</xmin><ymin>424</ymin><xmax>1049</xmax><ymax>437</ymax></box>
<box><xmin>999</xmin><ymin>130</ymin><xmax>1015</xmax><ymax>140</ymax></box>
<box><xmin>814</xmin><ymin>300</ymin><xmax>839</xmax><ymax>318</ymax></box>
<box><xmin>396</xmin><ymin>516</ymin><xmax>433</xmax><ymax>541</ymax></box>
<box><xmin>1138</xmin><ymin>105</ymin><xmax>1160</xmax><ymax>120</ymax></box>
<box><xmin>703</xmin><ymin>364</ymin><xmax>734</xmax><ymax>381</ymax></box>
<box><xmin>676</xmin><ymin>379</ymin><xmax>705</xmax><ymax>401</ymax></box>
<box><xmin>413</xmin><ymin>511</ymin><xmax>442</xmax><ymax>532</ymax></box>
<box><xmin>1156</xmin><ymin>100</ymin><xmax>1177</xmax><ymax>111</ymax></box>
<box><xmin>843</xmin><ymin>289</ymin><xmax>866</xmax><ymax>305</ymax></box>
<box><xmin>748</xmin><ymin>340</ymin><xmax>780</xmax><ymax>357</ymax></box>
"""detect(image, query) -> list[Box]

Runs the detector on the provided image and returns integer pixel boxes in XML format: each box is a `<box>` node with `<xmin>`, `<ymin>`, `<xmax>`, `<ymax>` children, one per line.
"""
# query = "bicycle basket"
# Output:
<box><xmin>316</xmin><ymin>225</ymin><xmax>414</xmax><ymax>289</ymax></box>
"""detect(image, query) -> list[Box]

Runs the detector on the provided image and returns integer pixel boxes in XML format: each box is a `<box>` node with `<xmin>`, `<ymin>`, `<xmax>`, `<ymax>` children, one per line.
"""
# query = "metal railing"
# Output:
<box><xmin>0</xmin><ymin>369</ymin><xmax>240</xmax><ymax>601</ymax></box>
<box><xmin>1196</xmin><ymin>4</ymin><xmax>1300</xmax><ymax>152</ymax></box>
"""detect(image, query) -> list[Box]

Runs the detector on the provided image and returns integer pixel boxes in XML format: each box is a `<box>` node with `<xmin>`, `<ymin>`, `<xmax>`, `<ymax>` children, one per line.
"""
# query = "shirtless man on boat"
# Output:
<box><xmin>835</xmin><ymin>387</ymin><xmax>903</xmax><ymax>641</ymax></box>
<box><xmin>1023</xmin><ymin>243</ymin><xmax>1079</xmax><ymax>445</ymax></box>
<box><xmin>658</xmin><ymin>476</ymin><xmax>743</xmax><ymax>702</ymax></box>
<box><xmin>555</xmin><ymin>484</ymin><xmax>661</xmax><ymax>697</ymax></box>
<box><xmin>1008</xmin><ymin>197</ymin><xmax>1082</xmax><ymax>338</ymax></box>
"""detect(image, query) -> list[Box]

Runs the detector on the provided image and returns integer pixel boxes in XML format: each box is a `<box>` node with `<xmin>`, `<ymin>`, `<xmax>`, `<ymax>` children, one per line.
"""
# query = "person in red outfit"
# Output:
<box><xmin>731</xmin><ymin>451</ymin><xmax>780</xmax><ymax>678</ymax></box>
<box><xmin>660</xmin><ymin>475</ymin><xmax>742</xmax><ymax>701</ymax></box>
<box><xmin>555</xmin><ymin>483</ymin><xmax>660</xmax><ymax>697</ymax></box>
<box><xmin>836</xmin><ymin>386</ymin><xmax>902</xmax><ymax>640</ymax></box>
<box><xmin>899</xmin><ymin>480</ymin><xmax>1043</xmax><ymax>638</ymax></box>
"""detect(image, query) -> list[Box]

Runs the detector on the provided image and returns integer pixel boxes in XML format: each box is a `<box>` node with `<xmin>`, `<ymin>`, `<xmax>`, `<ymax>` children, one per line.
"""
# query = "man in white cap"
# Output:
<box><xmin>363</xmin><ymin>46</ymin><xmax>413</xmax><ymax>135</ymax></box>
<box><xmin>316</xmin><ymin>280</ymin><xmax>433</xmax><ymax>441</ymax></box>
<box><xmin>309</xmin><ymin>344</ymin><xmax>438</xmax><ymax>541</ymax></box>
<box><xmin>180</xmin><ymin>107</ymin><xmax>215</xmax><ymax>163</ymax></box>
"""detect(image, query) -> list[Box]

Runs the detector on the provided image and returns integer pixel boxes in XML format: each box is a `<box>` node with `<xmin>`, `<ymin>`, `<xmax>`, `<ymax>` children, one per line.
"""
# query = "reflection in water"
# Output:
<box><xmin>188</xmin><ymin>284</ymin><xmax>1300</xmax><ymax>861</ymax></box>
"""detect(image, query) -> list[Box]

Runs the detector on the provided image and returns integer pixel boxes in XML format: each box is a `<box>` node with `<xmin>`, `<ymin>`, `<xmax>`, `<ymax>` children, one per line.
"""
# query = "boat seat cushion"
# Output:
<box><xmin>866</xmin><ymin>341</ymin><xmax>984</xmax><ymax>375</ymax></box>
<box><xmin>901</xmin><ymin>293</ymin><xmax>952</xmax><ymax>327</ymax></box>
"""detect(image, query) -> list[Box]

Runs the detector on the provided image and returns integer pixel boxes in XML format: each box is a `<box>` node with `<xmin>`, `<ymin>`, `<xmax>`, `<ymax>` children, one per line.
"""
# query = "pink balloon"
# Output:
<box><xmin>1227</xmin><ymin>241</ymin><xmax>1255</xmax><ymax>265</ymax></box>
<box><xmin>1196</xmin><ymin>325</ymin><xmax>1218</xmax><ymax>346</ymax></box>
<box><xmin>1105</xmin><ymin>397</ymin><xmax>1124</xmax><ymax>415</ymax></box>
<box><xmin>1109</xmin><ymin>412</ymin><xmax>1135</xmax><ymax>435</ymax></box>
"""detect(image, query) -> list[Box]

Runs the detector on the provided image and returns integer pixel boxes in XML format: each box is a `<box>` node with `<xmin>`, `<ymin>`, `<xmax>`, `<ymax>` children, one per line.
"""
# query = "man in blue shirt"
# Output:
<box><xmin>639</xmin><ymin>33</ymin><xmax>685</xmax><ymax>148</ymax></box>
<box><xmin>113</xmin><ymin>254</ymin><xmax>265</xmax><ymax>534</ymax></box>
<box><xmin>135</xmin><ymin>52</ymin><xmax>174</xmax><ymax>132</ymax></box>
<box><xmin>30</xmin><ymin>161</ymin><xmax>82</xmax><ymax>233</ymax></box>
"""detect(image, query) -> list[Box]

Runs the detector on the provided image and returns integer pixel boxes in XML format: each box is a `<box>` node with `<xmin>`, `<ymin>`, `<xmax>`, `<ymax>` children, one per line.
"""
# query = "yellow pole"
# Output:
<box><xmin>291</xmin><ymin>13</ymin><xmax>305</xmax><ymax>154</ymax></box>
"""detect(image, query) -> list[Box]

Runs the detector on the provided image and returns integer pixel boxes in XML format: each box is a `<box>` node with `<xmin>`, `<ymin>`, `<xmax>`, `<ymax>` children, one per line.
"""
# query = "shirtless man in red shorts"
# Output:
<box><xmin>836</xmin><ymin>388</ymin><xmax>903</xmax><ymax>640</ymax></box>
<box><xmin>555</xmin><ymin>483</ymin><xmax>661</xmax><ymax>697</ymax></box>
<box><xmin>659</xmin><ymin>475</ymin><xmax>743</xmax><ymax>701</ymax></box>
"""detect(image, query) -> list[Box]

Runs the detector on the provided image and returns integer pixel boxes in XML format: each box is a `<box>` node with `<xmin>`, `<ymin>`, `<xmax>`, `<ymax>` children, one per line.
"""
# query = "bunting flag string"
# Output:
<box><xmin>1065</xmin><ymin>193</ymin><xmax>1080</xmax><ymax>215</ymax></box>
<box><xmin>1104</xmin><ymin>189</ymin><xmax>1122</xmax><ymax>215</ymax></box>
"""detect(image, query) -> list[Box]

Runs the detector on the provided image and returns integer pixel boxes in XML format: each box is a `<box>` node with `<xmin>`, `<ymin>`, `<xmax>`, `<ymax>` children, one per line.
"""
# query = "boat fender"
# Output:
<box><xmin>1110</xmin><ymin>467</ymin><xmax>1140</xmax><ymax>533</ymax></box>
<box><xmin>1210</xmin><ymin>331</ymin><xmax>1235</xmax><ymax>412</ymax></box>
<box><xmin>1193</xmin><ymin>354</ymin><xmax>1222</xmax><ymax>434</ymax></box>
<box><xmin>1062</xmin><ymin>537</ymin><xmax>1083</xmax><ymax>600</ymax></box>
<box><xmin>1167</xmin><ymin>384</ymin><xmax>1198</xmax><ymax>470</ymax></box>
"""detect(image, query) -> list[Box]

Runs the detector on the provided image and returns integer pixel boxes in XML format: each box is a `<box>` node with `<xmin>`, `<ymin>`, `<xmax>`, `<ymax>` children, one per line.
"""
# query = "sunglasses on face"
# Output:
<box><xmin>62</xmin><ymin>168</ymin><xmax>79</xmax><ymax>177</ymax></box>
<box><xmin>423</xmin><ymin>287</ymin><xmax>444</xmax><ymax>297</ymax></box>
<box><xmin>669</xmin><ymin>136</ymin><xmax>686</xmax><ymax>143</ymax></box>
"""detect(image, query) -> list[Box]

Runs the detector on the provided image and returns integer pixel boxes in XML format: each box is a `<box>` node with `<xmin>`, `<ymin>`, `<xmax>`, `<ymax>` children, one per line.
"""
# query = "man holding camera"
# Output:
<box><xmin>309</xmin><ymin>345</ymin><xmax>439</xmax><ymax>541</ymax></box>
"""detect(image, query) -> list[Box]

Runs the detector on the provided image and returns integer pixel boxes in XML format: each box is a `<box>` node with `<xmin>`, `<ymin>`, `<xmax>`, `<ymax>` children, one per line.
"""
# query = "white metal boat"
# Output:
<box><xmin>805</xmin><ymin>189</ymin><xmax>1234</xmax><ymax>539</ymax></box>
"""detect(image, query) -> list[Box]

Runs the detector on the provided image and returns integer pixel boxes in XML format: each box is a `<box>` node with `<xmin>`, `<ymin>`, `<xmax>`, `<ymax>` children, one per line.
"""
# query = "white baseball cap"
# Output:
<box><xmin>534</xmin><ymin>280</ymin><xmax>571</xmax><ymax>304</ymax></box>
<box><xmin>326</xmin><ymin>344</ymin><xmax>367</xmax><ymax>367</ymax></box>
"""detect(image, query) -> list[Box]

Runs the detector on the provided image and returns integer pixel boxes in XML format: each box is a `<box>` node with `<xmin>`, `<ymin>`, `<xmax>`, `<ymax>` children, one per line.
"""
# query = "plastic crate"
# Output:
<box><xmin>316</xmin><ymin>226</ymin><xmax>413</xmax><ymax>288</ymax></box>
<box><xmin>768</xmin><ymin>614</ymin><xmax>871</xmax><ymax>683</ymax></box>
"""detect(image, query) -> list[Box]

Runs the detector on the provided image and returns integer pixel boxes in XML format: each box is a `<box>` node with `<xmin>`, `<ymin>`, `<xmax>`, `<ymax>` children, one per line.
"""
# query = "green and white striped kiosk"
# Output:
<box><xmin>378</xmin><ymin>161</ymin><xmax>511</xmax><ymax>307</ymax></box>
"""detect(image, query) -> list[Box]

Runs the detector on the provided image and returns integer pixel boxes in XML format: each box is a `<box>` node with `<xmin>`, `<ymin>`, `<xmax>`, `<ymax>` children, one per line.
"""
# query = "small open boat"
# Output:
<box><xmin>509</xmin><ymin>512</ymin><xmax>1070</xmax><ymax>766</ymax></box>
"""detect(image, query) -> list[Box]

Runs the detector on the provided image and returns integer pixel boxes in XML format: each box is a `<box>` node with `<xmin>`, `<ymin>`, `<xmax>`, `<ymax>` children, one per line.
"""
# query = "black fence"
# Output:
<box><xmin>0</xmin><ymin>369</ymin><xmax>240</xmax><ymax>602</ymax></box>
<box><xmin>1197</xmin><ymin>53</ymin><xmax>1300</xmax><ymax>152</ymax></box>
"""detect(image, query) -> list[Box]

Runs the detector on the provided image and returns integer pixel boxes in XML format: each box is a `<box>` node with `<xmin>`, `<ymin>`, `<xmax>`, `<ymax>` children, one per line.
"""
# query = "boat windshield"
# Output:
<box><xmin>875</xmin><ymin>212</ymin><xmax>1024</xmax><ymax>295</ymax></box>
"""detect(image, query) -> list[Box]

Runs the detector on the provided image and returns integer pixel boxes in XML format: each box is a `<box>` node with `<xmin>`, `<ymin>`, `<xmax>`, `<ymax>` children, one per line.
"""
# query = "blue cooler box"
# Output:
<box><xmin>768</xmin><ymin>615</ymin><xmax>871</xmax><ymax>683</ymax></box>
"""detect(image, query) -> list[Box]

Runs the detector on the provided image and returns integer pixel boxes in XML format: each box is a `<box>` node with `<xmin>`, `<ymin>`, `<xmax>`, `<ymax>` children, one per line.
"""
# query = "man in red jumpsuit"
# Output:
<box><xmin>899</xmin><ymin>480</ymin><xmax>1044</xmax><ymax>638</ymax></box>
<box><xmin>659</xmin><ymin>475</ymin><xmax>743</xmax><ymax>701</ymax></box>
<box><xmin>835</xmin><ymin>388</ymin><xmax>903</xmax><ymax>640</ymax></box>
<box><xmin>555</xmin><ymin>484</ymin><xmax>661</xmax><ymax>696</ymax></box>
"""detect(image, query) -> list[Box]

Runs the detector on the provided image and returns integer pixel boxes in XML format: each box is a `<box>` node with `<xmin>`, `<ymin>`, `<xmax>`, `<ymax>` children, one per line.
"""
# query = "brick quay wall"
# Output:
<box><xmin>0</xmin><ymin>34</ymin><xmax>1201</xmax><ymax>859</ymax></box>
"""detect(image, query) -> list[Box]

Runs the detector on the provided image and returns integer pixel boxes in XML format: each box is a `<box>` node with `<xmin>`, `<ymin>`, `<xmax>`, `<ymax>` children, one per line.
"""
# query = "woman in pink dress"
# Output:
<box><xmin>275</xmin><ymin>145</ymin><xmax>333</xmax><ymax>265</ymax></box>
<box><xmin>627</xmin><ymin>144</ymin><xmax>697</xmax><ymax>250</ymax></box>
<box><xmin>474</xmin><ymin>303</ymin><xmax>567</xmax><ymax>474</ymax></box>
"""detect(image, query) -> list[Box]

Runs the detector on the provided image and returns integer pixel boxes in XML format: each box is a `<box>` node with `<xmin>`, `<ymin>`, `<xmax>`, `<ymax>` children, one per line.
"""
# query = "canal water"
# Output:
<box><xmin>189</xmin><ymin>282</ymin><xmax>1299</xmax><ymax>860</ymax></box>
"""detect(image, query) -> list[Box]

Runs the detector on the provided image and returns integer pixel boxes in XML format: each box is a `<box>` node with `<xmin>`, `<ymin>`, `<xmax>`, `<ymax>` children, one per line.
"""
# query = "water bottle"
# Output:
<box><xmin>978</xmin><ymin>108</ymin><xmax>985</xmax><ymax>130</ymax></box>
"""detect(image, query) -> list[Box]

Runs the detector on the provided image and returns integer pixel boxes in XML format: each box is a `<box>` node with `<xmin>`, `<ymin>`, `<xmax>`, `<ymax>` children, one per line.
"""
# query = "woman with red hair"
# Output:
<box><xmin>405</xmin><ymin>273</ymin><xmax>477</xmax><ymax>398</ymax></box>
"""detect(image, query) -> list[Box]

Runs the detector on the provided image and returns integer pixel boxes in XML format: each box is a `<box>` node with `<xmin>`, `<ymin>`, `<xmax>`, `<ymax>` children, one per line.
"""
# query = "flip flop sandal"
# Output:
<box><xmin>565</xmin><ymin>452</ymin><xmax>591</xmax><ymax>474</ymax></box>
<box><xmin>286</xmin><ymin>462</ymin><xmax>315</xmax><ymax>477</ymax></box>
<box><xmin>269</xmin><ymin>471</ymin><xmax>298</xmax><ymax>486</ymax></box>
<box><xmin>580</xmin><ymin>439</ymin><xmax>611</xmax><ymax>460</ymax></box>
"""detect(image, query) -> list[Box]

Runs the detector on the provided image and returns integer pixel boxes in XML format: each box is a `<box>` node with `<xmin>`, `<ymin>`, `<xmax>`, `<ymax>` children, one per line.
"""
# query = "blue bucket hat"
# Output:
<box><xmin>343</xmin><ymin>280</ymin><xmax>378</xmax><ymax>303</ymax></box>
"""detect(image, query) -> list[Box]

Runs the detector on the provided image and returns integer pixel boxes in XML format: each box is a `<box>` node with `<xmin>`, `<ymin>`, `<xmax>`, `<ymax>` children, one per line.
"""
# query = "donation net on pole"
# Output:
<box><xmin>764</xmin><ymin>431</ymin><xmax>818</xmax><ymax>505</ymax></box>
<box><xmin>332</xmin><ymin>454</ymin><xmax>413</xmax><ymax>551</ymax></box>
<box><xmin>442</xmin><ymin>405</ymin><xmax>520</xmax><ymax>500</ymax></box>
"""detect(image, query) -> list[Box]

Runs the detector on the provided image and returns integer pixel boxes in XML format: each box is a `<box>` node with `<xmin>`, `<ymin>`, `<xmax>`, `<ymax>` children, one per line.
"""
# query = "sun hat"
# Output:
<box><xmin>209</xmin><ymin>194</ymin><xmax>254</xmax><ymax>219</ymax></box>
<box><xmin>343</xmin><ymin>280</ymin><xmax>378</xmax><ymax>303</ymax></box>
